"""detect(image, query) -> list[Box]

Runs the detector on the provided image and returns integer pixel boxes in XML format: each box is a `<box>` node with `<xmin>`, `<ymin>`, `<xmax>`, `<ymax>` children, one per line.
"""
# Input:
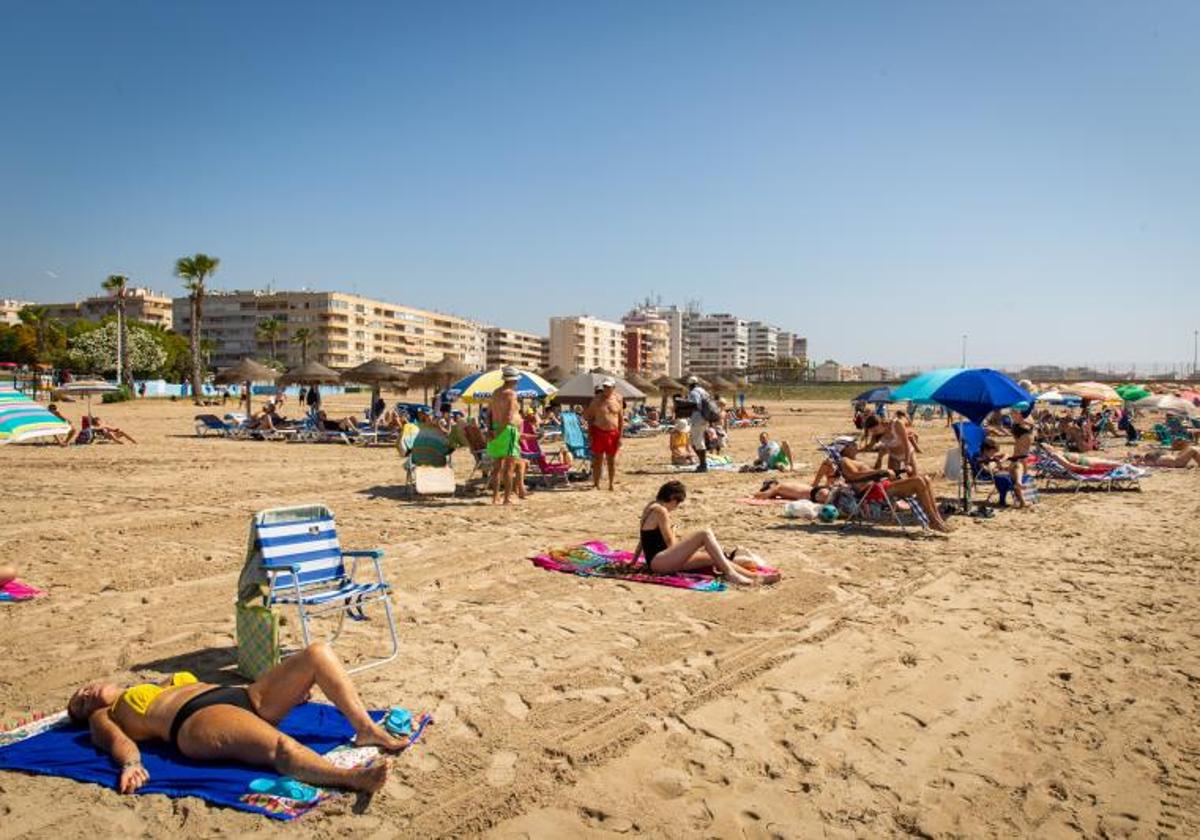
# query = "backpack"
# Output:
<box><xmin>699</xmin><ymin>395</ymin><xmax>722</xmax><ymax>423</ymax></box>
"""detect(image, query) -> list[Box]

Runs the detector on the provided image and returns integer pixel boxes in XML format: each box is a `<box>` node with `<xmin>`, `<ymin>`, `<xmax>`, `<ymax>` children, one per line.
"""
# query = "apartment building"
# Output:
<box><xmin>548</xmin><ymin>315</ymin><xmax>625</xmax><ymax>375</ymax></box>
<box><xmin>44</xmin><ymin>287</ymin><xmax>174</xmax><ymax>329</ymax></box>
<box><xmin>747</xmin><ymin>322</ymin><xmax>780</xmax><ymax>368</ymax></box>
<box><xmin>485</xmin><ymin>326</ymin><xmax>547</xmax><ymax>371</ymax></box>
<box><xmin>623</xmin><ymin>303</ymin><xmax>683</xmax><ymax>378</ymax></box>
<box><xmin>813</xmin><ymin>360</ymin><xmax>857</xmax><ymax>382</ymax></box>
<box><xmin>1</xmin><ymin>299</ymin><xmax>33</xmax><ymax>325</ymax></box>
<box><xmin>172</xmin><ymin>289</ymin><xmax>486</xmax><ymax>372</ymax></box>
<box><xmin>856</xmin><ymin>364</ymin><xmax>890</xmax><ymax>381</ymax></box>
<box><xmin>685</xmin><ymin>313</ymin><xmax>749</xmax><ymax>375</ymax></box>
<box><xmin>620</xmin><ymin>317</ymin><xmax>671</xmax><ymax>378</ymax></box>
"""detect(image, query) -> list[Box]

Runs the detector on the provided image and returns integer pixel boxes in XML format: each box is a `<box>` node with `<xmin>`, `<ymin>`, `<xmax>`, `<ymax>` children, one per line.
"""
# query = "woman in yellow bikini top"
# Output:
<box><xmin>65</xmin><ymin>643</ymin><xmax>410</xmax><ymax>796</ymax></box>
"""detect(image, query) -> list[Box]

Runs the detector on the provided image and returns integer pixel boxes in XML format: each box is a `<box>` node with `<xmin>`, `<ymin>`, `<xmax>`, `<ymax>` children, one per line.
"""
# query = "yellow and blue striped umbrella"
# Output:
<box><xmin>0</xmin><ymin>388</ymin><xmax>71</xmax><ymax>444</ymax></box>
<box><xmin>446</xmin><ymin>368</ymin><xmax>557</xmax><ymax>405</ymax></box>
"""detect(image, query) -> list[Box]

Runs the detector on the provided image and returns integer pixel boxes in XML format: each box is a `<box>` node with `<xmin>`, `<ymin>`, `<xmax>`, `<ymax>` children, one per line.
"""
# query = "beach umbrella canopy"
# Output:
<box><xmin>551</xmin><ymin>371</ymin><xmax>645</xmax><ymax>404</ymax></box>
<box><xmin>653</xmin><ymin>375</ymin><xmax>686</xmax><ymax>392</ymax></box>
<box><xmin>853</xmin><ymin>386</ymin><xmax>893</xmax><ymax>404</ymax></box>
<box><xmin>1134</xmin><ymin>394</ymin><xmax>1200</xmax><ymax>417</ymax></box>
<box><xmin>447</xmin><ymin>368</ymin><xmax>557</xmax><ymax>404</ymax></box>
<box><xmin>890</xmin><ymin>368</ymin><xmax>1032</xmax><ymax>425</ymax></box>
<box><xmin>1178</xmin><ymin>389</ymin><xmax>1200</xmax><ymax>406</ymax></box>
<box><xmin>1115</xmin><ymin>384</ymin><xmax>1151</xmax><ymax>402</ymax></box>
<box><xmin>214</xmin><ymin>358</ymin><xmax>280</xmax><ymax>386</ymax></box>
<box><xmin>708</xmin><ymin>375</ymin><xmax>737</xmax><ymax>394</ymax></box>
<box><xmin>625</xmin><ymin>372</ymin><xmax>660</xmax><ymax>395</ymax></box>
<box><xmin>278</xmin><ymin>360</ymin><xmax>340</xmax><ymax>386</ymax></box>
<box><xmin>56</xmin><ymin>378</ymin><xmax>121</xmax><ymax>417</ymax></box>
<box><xmin>341</xmin><ymin>358</ymin><xmax>407</xmax><ymax>386</ymax></box>
<box><xmin>0</xmin><ymin>388</ymin><xmax>71</xmax><ymax>444</ymax></box>
<box><xmin>1034</xmin><ymin>389</ymin><xmax>1081</xmax><ymax>406</ymax></box>
<box><xmin>540</xmin><ymin>365</ymin><xmax>569</xmax><ymax>383</ymax></box>
<box><xmin>1062</xmin><ymin>381</ymin><xmax>1120</xmax><ymax>402</ymax></box>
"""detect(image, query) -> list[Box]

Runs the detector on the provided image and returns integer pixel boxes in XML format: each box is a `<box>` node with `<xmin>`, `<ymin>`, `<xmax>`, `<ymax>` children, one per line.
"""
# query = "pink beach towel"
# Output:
<box><xmin>531</xmin><ymin>541</ymin><xmax>779</xmax><ymax>592</ymax></box>
<box><xmin>0</xmin><ymin>581</ymin><xmax>45</xmax><ymax>602</ymax></box>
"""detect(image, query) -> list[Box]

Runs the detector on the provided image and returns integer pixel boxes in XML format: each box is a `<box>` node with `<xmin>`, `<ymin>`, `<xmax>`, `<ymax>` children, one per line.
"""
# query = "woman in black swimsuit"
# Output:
<box><xmin>1009</xmin><ymin>414</ymin><xmax>1034</xmax><ymax>507</ymax></box>
<box><xmin>634</xmin><ymin>481</ymin><xmax>778</xmax><ymax>585</ymax></box>
<box><xmin>65</xmin><ymin>642</ymin><xmax>408</xmax><ymax>795</ymax></box>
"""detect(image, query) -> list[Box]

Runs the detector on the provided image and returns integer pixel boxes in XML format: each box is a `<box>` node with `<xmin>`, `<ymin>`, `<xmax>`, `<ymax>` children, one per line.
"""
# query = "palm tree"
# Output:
<box><xmin>102</xmin><ymin>274</ymin><xmax>131</xmax><ymax>388</ymax></box>
<box><xmin>291</xmin><ymin>327</ymin><xmax>313</xmax><ymax>364</ymax></box>
<box><xmin>174</xmin><ymin>253</ymin><xmax>220</xmax><ymax>404</ymax></box>
<box><xmin>16</xmin><ymin>305</ymin><xmax>59</xmax><ymax>398</ymax></box>
<box><xmin>257</xmin><ymin>317</ymin><xmax>283</xmax><ymax>362</ymax></box>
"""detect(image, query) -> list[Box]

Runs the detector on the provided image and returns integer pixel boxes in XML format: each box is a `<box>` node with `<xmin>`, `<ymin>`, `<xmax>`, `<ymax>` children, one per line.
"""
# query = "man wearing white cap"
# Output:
<box><xmin>487</xmin><ymin>366</ymin><xmax>525</xmax><ymax>504</ymax></box>
<box><xmin>685</xmin><ymin>375</ymin><xmax>712</xmax><ymax>473</ymax></box>
<box><xmin>583</xmin><ymin>377</ymin><xmax>624</xmax><ymax>490</ymax></box>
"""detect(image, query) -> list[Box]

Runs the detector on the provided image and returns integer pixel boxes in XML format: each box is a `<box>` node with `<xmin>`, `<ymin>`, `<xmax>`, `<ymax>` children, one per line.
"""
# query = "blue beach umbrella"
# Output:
<box><xmin>890</xmin><ymin>368</ymin><xmax>1033</xmax><ymax>511</ymax></box>
<box><xmin>852</xmin><ymin>386</ymin><xmax>893</xmax><ymax>404</ymax></box>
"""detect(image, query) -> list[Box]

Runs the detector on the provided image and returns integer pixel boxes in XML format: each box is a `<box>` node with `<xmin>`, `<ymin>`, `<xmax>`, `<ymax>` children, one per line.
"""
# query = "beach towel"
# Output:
<box><xmin>0</xmin><ymin>580</ymin><xmax>45</xmax><ymax>602</ymax></box>
<box><xmin>0</xmin><ymin>702</ymin><xmax>431</xmax><ymax>821</ymax></box>
<box><xmin>531</xmin><ymin>541</ymin><xmax>779</xmax><ymax>592</ymax></box>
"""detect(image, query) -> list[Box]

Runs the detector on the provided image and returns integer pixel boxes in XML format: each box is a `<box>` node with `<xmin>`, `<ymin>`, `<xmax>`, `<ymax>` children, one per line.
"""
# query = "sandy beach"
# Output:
<box><xmin>2</xmin><ymin>395</ymin><xmax>1198</xmax><ymax>838</ymax></box>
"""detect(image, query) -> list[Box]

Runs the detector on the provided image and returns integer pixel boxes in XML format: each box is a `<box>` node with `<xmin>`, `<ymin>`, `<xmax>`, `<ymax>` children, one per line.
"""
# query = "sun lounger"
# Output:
<box><xmin>1031</xmin><ymin>445</ymin><xmax>1147</xmax><ymax>492</ymax></box>
<box><xmin>194</xmin><ymin>413</ymin><xmax>237</xmax><ymax>437</ymax></box>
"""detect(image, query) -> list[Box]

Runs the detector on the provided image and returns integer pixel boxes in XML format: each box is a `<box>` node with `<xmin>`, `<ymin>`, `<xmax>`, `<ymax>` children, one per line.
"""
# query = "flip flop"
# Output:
<box><xmin>248</xmin><ymin>777</ymin><xmax>321</xmax><ymax>803</ymax></box>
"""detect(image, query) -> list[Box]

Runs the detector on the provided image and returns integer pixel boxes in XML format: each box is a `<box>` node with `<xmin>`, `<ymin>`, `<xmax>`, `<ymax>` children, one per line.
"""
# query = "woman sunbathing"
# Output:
<box><xmin>635</xmin><ymin>481</ymin><xmax>778</xmax><ymax>585</ymax></box>
<box><xmin>1037</xmin><ymin>444</ymin><xmax>1130</xmax><ymax>471</ymax></box>
<box><xmin>66</xmin><ymin>642</ymin><xmax>408</xmax><ymax>795</ymax></box>
<box><xmin>1134</xmin><ymin>440</ymin><xmax>1200</xmax><ymax>468</ymax></box>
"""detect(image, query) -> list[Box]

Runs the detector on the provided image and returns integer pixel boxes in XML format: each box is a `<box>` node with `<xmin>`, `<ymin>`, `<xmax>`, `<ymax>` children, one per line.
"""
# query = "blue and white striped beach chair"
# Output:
<box><xmin>243</xmin><ymin>504</ymin><xmax>399</xmax><ymax>674</ymax></box>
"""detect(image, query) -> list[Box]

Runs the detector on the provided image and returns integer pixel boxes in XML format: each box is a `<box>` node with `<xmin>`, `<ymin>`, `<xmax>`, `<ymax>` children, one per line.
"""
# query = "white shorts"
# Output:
<box><xmin>689</xmin><ymin>418</ymin><xmax>708</xmax><ymax>451</ymax></box>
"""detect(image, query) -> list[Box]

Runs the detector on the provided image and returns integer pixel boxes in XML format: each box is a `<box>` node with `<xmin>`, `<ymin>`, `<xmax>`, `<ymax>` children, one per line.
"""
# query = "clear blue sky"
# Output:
<box><xmin>1</xmin><ymin>1</ymin><xmax>1197</xmax><ymax>370</ymax></box>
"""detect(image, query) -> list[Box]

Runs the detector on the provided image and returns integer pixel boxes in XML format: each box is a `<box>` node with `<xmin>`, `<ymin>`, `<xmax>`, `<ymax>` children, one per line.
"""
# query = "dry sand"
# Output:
<box><xmin>1</xmin><ymin>395</ymin><xmax>1198</xmax><ymax>838</ymax></box>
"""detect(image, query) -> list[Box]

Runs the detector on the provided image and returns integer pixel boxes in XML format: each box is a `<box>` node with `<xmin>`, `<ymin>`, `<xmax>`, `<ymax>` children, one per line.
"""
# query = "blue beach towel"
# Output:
<box><xmin>0</xmin><ymin>702</ymin><xmax>431</xmax><ymax>820</ymax></box>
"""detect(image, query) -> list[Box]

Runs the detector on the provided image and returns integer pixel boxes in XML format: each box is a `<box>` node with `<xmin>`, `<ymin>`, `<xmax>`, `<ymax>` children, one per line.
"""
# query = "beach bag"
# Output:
<box><xmin>783</xmin><ymin>500</ymin><xmax>820</xmax><ymax>520</ymax></box>
<box><xmin>699</xmin><ymin>396</ymin><xmax>722</xmax><ymax>423</ymax></box>
<box><xmin>236</xmin><ymin>602</ymin><xmax>281</xmax><ymax>680</ymax></box>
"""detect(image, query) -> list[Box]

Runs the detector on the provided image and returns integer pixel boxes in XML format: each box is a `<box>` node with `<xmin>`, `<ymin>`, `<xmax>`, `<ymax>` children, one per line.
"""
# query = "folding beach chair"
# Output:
<box><xmin>952</xmin><ymin>422</ymin><xmax>1038</xmax><ymax>507</ymax></box>
<box><xmin>239</xmin><ymin>504</ymin><xmax>399</xmax><ymax>674</ymax></box>
<box><xmin>559</xmin><ymin>411</ymin><xmax>593</xmax><ymax>476</ymax></box>
<box><xmin>815</xmin><ymin>438</ymin><xmax>929</xmax><ymax>534</ymax></box>
<box><xmin>402</xmin><ymin>424</ymin><xmax>457</xmax><ymax>498</ymax></box>
<box><xmin>519</xmin><ymin>434</ymin><xmax>571</xmax><ymax>488</ymax></box>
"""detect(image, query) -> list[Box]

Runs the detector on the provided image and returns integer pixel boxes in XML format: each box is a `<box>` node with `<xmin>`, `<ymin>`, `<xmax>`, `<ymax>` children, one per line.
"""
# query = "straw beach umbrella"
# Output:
<box><xmin>625</xmin><ymin>372</ymin><xmax>660</xmax><ymax>395</ymax></box>
<box><xmin>541</xmin><ymin>365</ymin><xmax>569</xmax><ymax>385</ymax></box>
<box><xmin>279</xmin><ymin>360</ymin><xmax>340</xmax><ymax>387</ymax></box>
<box><xmin>215</xmin><ymin>358</ymin><xmax>280</xmax><ymax>415</ymax></box>
<box><xmin>342</xmin><ymin>358</ymin><xmax>408</xmax><ymax>412</ymax></box>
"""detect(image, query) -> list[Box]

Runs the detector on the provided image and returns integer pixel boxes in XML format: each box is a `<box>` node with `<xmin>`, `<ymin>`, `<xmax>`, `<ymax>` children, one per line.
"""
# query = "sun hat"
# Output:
<box><xmin>686</xmin><ymin>375</ymin><xmax>698</xmax><ymax>385</ymax></box>
<box><xmin>674</xmin><ymin>418</ymin><xmax>690</xmax><ymax>432</ymax></box>
<box><xmin>501</xmin><ymin>366</ymin><xmax>519</xmax><ymax>380</ymax></box>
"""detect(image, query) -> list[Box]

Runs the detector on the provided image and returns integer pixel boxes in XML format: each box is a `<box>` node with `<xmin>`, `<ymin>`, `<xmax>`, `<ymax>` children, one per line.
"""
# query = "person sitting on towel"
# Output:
<box><xmin>66</xmin><ymin>642</ymin><xmax>408</xmax><ymax>795</ymax></box>
<box><xmin>634</xmin><ymin>481</ymin><xmax>779</xmax><ymax>585</ymax></box>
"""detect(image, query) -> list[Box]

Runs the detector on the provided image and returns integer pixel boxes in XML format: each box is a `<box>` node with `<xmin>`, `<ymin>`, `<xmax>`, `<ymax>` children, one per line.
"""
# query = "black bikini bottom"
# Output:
<box><xmin>169</xmin><ymin>686</ymin><xmax>258</xmax><ymax>747</ymax></box>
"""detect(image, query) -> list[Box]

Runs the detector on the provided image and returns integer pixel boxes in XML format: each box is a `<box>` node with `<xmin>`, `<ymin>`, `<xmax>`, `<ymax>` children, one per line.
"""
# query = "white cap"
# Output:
<box><xmin>501</xmin><ymin>366</ymin><xmax>519</xmax><ymax>380</ymax></box>
<box><xmin>601</xmin><ymin>377</ymin><xmax>615</xmax><ymax>388</ymax></box>
<box><xmin>686</xmin><ymin>375</ymin><xmax>698</xmax><ymax>385</ymax></box>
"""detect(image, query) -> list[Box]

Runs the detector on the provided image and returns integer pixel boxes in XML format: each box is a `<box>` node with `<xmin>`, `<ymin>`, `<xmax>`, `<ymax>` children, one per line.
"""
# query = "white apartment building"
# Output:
<box><xmin>623</xmin><ymin>302</ymin><xmax>685</xmax><ymax>378</ymax></box>
<box><xmin>856</xmin><ymin>364</ymin><xmax>890</xmax><ymax>381</ymax></box>
<box><xmin>172</xmin><ymin>290</ymin><xmax>486</xmax><ymax>372</ymax></box>
<box><xmin>747</xmin><ymin>322</ymin><xmax>780</xmax><ymax>368</ymax></box>
<box><xmin>548</xmin><ymin>315</ymin><xmax>625</xmax><ymax>375</ymax></box>
<box><xmin>686</xmin><ymin>313</ymin><xmax>749</xmax><ymax>375</ymax></box>
<box><xmin>485</xmin><ymin>326</ymin><xmax>546</xmax><ymax>371</ymax></box>
<box><xmin>1</xmin><ymin>299</ymin><xmax>33</xmax><ymax>325</ymax></box>
<box><xmin>776</xmin><ymin>331</ymin><xmax>794</xmax><ymax>358</ymax></box>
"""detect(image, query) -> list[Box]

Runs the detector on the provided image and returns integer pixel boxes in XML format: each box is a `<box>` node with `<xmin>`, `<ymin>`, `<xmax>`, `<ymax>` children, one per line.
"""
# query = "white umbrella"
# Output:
<box><xmin>1134</xmin><ymin>394</ymin><xmax>1200</xmax><ymax>417</ymax></box>
<box><xmin>56</xmin><ymin>379</ymin><xmax>120</xmax><ymax>418</ymax></box>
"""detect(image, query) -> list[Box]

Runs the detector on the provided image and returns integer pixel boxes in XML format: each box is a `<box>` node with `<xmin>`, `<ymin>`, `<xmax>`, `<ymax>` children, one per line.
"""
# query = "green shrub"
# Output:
<box><xmin>102</xmin><ymin>385</ymin><xmax>133</xmax><ymax>403</ymax></box>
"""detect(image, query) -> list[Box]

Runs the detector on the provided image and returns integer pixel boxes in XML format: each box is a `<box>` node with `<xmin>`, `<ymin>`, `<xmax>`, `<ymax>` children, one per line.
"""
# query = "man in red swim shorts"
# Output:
<box><xmin>583</xmin><ymin>378</ymin><xmax>625</xmax><ymax>491</ymax></box>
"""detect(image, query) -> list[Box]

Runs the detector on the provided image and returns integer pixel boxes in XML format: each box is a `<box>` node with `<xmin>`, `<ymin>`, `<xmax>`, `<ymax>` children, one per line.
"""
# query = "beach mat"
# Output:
<box><xmin>531</xmin><ymin>541</ymin><xmax>732</xmax><ymax>592</ymax></box>
<box><xmin>0</xmin><ymin>580</ymin><xmax>45</xmax><ymax>602</ymax></box>
<box><xmin>0</xmin><ymin>702</ymin><xmax>431</xmax><ymax>820</ymax></box>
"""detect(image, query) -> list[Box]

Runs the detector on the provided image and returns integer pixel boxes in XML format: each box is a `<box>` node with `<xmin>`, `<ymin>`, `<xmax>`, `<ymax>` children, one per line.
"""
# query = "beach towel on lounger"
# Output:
<box><xmin>0</xmin><ymin>580</ymin><xmax>44</xmax><ymax>602</ymax></box>
<box><xmin>531</xmin><ymin>541</ymin><xmax>778</xmax><ymax>592</ymax></box>
<box><xmin>0</xmin><ymin>702</ymin><xmax>431</xmax><ymax>821</ymax></box>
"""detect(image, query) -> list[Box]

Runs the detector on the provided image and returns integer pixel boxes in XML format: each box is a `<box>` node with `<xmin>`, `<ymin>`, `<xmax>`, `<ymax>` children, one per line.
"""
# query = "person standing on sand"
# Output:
<box><xmin>487</xmin><ymin>367</ymin><xmax>525</xmax><ymax>504</ymax></box>
<box><xmin>685</xmin><ymin>376</ymin><xmax>712</xmax><ymax>473</ymax></box>
<box><xmin>583</xmin><ymin>377</ymin><xmax>624</xmax><ymax>490</ymax></box>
